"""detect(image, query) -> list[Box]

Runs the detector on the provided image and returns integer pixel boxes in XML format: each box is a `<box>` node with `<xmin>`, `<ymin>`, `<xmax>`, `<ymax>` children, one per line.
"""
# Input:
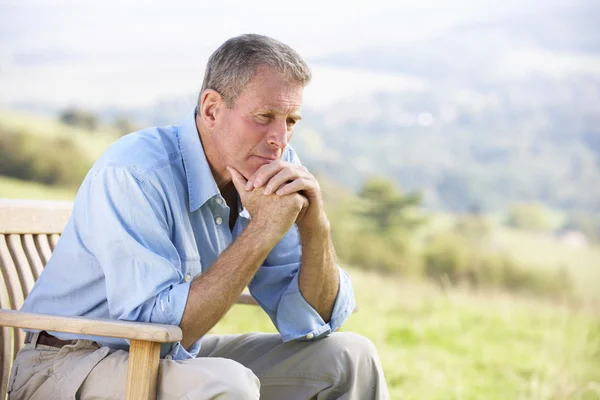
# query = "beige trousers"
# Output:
<box><xmin>8</xmin><ymin>332</ymin><xmax>389</xmax><ymax>399</ymax></box>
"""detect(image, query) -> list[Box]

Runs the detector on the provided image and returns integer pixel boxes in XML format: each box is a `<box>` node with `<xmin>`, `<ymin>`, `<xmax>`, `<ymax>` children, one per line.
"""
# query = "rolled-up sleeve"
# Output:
<box><xmin>248</xmin><ymin>226</ymin><xmax>356</xmax><ymax>342</ymax></box>
<box><xmin>81</xmin><ymin>167</ymin><xmax>197</xmax><ymax>359</ymax></box>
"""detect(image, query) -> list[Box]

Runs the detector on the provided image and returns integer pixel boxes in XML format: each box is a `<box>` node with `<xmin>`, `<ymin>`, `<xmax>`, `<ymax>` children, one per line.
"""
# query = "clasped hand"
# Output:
<box><xmin>227</xmin><ymin>160</ymin><xmax>325</xmax><ymax>239</ymax></box>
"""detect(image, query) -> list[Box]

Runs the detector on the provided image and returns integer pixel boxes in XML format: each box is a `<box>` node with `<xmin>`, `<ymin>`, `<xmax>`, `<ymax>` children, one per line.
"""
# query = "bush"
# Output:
<box><xmin>422</xmin><ymin>233</ymin><xmax>573</xmax><ymax>297</ymax></box>
<box><xmin>342</xmin><ymin>233</ymin><xmax>422</xmax><ymax>276</ymax></box>
<box><xmin>505</xmin><ymin>202</ymin><xmax>553</xmax><ymax>232</ymax></box>
<box><xmin>0</xmin><ymin>128</ymin><xmax>91</xmax><ymax>187</ymax></box>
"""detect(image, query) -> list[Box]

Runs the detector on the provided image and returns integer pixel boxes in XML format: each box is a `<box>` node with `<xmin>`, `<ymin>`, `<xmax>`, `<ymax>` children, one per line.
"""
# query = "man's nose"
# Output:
<box><xmin>266</xmin><ymin>120</ymin><xmax>288</xmax><ymax>149</ymax></box>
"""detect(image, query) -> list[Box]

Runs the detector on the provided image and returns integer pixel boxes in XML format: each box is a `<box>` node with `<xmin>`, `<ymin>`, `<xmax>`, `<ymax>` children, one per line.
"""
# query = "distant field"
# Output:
<box><xmin>214</xmin><ymin>267</ymin><xmax>600</xmax><ymax>399</ymax></box>
<box><xmin>493</xmin><ymin>228</ymin><xmax>600</xmax><ymax>302</ymax></box>
<box><xmin>0</xmin><ymin>175</ymin><xmax>76</xmax><ymax>201</ymax></box>
<box><xmin>0</xmin><ymin>109</ymin><xmax>117</xmax><ymax>160</ymax></box>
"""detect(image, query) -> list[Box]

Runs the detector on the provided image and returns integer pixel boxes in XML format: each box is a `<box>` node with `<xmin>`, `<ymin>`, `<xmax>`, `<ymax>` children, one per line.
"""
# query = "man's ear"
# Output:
<box><xmin>199</xmin><ymin>89</ymin><xmax>223</xmax><ymax>129</ymax></box>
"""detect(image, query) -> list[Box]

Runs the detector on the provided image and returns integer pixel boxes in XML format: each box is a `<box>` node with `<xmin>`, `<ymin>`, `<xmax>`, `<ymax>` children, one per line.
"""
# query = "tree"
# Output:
<box><xmin>358</xmin><ymin>177</ymin><xmax>423</xmax><ymax>234</ymax></box>
<box><xmin>60</xmin><ymin>108</ymin><xmax>99</xmax><ymax>131</ymax></box>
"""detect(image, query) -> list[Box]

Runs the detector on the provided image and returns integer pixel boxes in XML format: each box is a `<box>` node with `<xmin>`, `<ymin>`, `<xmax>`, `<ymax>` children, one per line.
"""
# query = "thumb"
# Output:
<box><xmin>227</xmin><ymin>166</ymin><xmax>247</xmax><ymax>193</ymax></box>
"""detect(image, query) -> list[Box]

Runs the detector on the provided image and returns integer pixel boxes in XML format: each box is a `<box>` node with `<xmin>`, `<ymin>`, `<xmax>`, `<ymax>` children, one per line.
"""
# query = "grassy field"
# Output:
<box><xmin>214</xmin><ymin>267</ymin><xmax>600</xmax><ymax>399</ymax></box>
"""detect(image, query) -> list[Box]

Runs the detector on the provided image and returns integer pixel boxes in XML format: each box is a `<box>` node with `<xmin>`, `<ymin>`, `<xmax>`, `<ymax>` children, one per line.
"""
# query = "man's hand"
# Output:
<box><xmin>243</xmin><ymin>160</ymin><xmax>326</xmax><ymax>231</ymax></box>
<box><xmin>228</xmin><ymin>166</ymin><xmax>308</xmax><ymax>241</ymax></box>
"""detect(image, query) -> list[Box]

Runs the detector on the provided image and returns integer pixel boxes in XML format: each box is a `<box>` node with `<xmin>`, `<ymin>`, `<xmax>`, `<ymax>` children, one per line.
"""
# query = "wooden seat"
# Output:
<box><xmin>0</xmin><ymin>199</ymin><xmax>257</xmax><ymax>400</ymax></box>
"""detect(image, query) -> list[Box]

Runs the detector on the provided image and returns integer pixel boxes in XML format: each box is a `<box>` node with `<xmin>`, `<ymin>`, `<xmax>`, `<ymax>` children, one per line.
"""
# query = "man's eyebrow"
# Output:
<box><xmin>258</xmin><ymin>107</ymin><xmax>302</xmax><ymax>120</ymax></box>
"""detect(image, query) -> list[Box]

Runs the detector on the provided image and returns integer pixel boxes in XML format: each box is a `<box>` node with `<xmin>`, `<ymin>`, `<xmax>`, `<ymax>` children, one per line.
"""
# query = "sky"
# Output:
<box><xmin>0</xmin><ymin>0</ymin><xmax>585</xmax><ymax>110</ymax></box>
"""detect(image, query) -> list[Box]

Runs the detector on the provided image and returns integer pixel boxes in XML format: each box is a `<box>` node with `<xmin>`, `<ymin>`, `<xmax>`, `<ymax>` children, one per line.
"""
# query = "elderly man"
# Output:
<box><xmin>9</xmin><ymin>34</ymin><xmax>388</xmax><ymax>399</ymax></box>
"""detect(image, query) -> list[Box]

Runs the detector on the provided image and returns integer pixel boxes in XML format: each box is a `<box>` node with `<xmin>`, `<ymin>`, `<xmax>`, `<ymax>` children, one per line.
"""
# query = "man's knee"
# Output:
<box><xmin>215</xmin><ymin>359</ymin><xmax>261</xmax><ymax>399</ymax></box>
<box><xmin>325</xmin><ymin>332</ymin><xmax>378</xmax><ymax>358</ymax></box>
<box><xmin>169</xmin><ymin>358</ymin><xmax>260</xmax><ymax>399</ymax></box>
<box><xmin>158</xmin><ymin>357</ymin><xmax>260</xmax><ymax>399</ymax></box>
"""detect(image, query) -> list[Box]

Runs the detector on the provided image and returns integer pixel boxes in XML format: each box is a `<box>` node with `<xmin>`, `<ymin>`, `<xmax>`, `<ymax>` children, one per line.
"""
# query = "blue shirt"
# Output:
<box><xmin>21</xmin><ymin>108</ymin><xmax>356</xmax><ymax>360</ymax></box>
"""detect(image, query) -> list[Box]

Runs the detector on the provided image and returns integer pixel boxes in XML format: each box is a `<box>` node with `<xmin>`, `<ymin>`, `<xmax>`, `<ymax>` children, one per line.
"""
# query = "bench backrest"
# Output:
<box><xmin>0</xmin><ymin>199</ymin><xmax>72</xmax><ymax>398</ymax></box>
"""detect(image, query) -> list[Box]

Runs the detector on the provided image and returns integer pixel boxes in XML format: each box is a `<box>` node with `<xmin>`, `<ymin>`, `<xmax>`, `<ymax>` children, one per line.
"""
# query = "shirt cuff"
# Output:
<box><xmin>276</xmin><ymin>266</ymin><xmax>355</xmax><ymax>342</ymax></box>
<box><xmin>151</xmin><ymin>280</ymin><xmax>192</xmax><ymax>326</ymax></box>
<box><xmin>162</xmin><ymin>338</ymin><xmax>202</xmax><ymax>361</ymax></box>
<box><xmin>152</xmin><ymin>281</ymin><xmax>199</xmax><ymax>361</ymax></box>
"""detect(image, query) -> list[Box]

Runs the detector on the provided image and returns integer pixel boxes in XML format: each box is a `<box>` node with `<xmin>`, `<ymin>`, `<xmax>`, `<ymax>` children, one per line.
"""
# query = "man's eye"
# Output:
<box><xmin>287</xmin><ymin>119</ymin><xmax>297</xmax><ymax>126</ymax></box>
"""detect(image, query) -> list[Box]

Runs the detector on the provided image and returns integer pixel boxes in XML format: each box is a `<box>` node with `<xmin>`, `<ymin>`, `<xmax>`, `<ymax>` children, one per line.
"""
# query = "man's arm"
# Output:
<box><xmin>179</xmin><ymin>221</ymin><xmax>274</xmax><ymax>348</ymax></box>
<box><xmin>297</xmin><ymin>217</ymin><xmax>339</xmax><ymax>322</ymax></box>
<box><xmin>179</xmin><ymin>167</ymin><xmax>308</xmax><ymax>348</ymax></box>
<box><xmin>246</xmin><ymin>158</ymin><xmax>343</xmax><ymax>323</ymax></box>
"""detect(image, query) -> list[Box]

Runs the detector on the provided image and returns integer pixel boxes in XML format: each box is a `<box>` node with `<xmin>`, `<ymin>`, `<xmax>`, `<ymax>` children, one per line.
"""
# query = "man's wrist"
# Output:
<box><xmin>245</xmin><ymin>218</ymin><xmax>286</xmax><ymax>250</ymax></box>
<box><xmin>298</xmin><ymin>211</ymin><xmax>330</xmax><ymax>238</ymax></box>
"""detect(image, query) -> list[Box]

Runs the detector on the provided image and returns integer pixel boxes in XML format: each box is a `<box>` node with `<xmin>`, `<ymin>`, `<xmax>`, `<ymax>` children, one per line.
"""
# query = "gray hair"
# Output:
<box><xmin>199</xmin><ymin>34</ymin><xmax>312</xmax><ymax>108</ymax></box>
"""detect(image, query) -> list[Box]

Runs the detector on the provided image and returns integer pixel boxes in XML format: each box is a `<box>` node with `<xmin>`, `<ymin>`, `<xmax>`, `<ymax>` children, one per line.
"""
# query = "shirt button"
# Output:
<box><xmin>184</xmin><ymin>274</ymin><xmax>191</xmax><ymax>282</ymax></box>
<box><xmin>215</xmin><ymin>197</ymin><xmax>223</xmax><ymax>205</ymax></box>
<box><xmin>305</xmin><ymin>333</ymin><xmax>314</xmax><ymax>339</ymax></box>
<box><xmin>215</xmin><ymin>216</ymin><xmax>223</xmax><ymax>225</ymax></box>
<box><xmin>165</xmin><ymin>354</ymin><xmax>172</xmax><ymax>360</ymax></box>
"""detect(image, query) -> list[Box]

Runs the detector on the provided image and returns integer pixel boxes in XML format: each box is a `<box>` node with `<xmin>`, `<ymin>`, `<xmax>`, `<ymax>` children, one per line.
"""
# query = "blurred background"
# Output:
<box><xmin>1</xmin><ymin>0</ymin><xmax>599</xmax><ymax>398</ymax></box>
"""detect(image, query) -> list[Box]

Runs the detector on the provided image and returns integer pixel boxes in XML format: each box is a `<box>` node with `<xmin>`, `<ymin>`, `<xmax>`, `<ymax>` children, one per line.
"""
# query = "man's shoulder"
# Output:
<box><xmin>90</xmin><ymin>124</ymin><xmax>182</xmax><ymax>183</ymax></box>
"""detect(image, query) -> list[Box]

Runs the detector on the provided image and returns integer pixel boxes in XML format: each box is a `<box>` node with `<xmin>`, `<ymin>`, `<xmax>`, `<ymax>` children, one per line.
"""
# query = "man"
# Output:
<box><xmin>9</xmin><ymin>34</ymin><xmax>388</xmax><ymax>399</ymax></box>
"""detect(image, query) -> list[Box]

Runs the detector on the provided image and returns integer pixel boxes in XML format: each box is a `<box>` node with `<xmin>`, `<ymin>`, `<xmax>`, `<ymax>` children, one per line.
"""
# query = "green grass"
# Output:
<box><xmin>0</xmin><ymin>175</ymin><xmax>76</xmax><ymax>201</ymax></box>
<box><xmin>213</xmin><ymin>267</ymin><xmax>600</xmax><ymax>399</ymax></box>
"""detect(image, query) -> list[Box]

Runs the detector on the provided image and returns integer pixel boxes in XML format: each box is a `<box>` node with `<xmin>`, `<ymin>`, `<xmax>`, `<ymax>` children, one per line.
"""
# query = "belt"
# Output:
<box><xmin>24</xmin><ymin>331</ymin><xmax>76</xmax><ymax>348</ymax></box>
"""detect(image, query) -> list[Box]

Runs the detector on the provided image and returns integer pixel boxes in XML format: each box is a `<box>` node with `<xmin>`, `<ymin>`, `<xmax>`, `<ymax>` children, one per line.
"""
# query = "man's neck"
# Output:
<box><xmin>195</xmin><ymin>115</ymin><xmax>229</xmax><ymax>190</ymax></box>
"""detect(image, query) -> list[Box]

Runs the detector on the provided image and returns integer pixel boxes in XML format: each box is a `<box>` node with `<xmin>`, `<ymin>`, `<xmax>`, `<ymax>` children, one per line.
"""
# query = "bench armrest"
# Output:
<box><xmin>0</xmin><ymin>309</ymin><xmax>182</xmax><ymax>343</ymax></box>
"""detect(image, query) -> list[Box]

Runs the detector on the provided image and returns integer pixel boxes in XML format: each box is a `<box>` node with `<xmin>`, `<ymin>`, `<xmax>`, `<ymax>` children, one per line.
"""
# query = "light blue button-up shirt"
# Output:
<box><xmin>21</xmin><ymin>108</ymin><xmax>356</xmax><ymax>360</ymax></box>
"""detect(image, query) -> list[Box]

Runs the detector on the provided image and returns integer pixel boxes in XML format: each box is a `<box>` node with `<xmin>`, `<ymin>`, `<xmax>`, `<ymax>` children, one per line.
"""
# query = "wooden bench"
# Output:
<box><xmin>0</xmin><ymin>198</ymin><xmax>258</xmax><ymax>400</ymax></box>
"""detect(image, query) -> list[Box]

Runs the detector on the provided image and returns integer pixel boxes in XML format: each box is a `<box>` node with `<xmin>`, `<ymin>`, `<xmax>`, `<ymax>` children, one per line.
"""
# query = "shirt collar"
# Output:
<box><xmin>177</xmin><ymin>107</ymin><xmax>220</xmax><ymax>212</ymax></box>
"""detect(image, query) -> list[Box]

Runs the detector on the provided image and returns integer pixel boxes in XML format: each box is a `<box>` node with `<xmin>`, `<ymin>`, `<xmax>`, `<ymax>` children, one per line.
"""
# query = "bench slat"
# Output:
<box><xmin>7</xmin><ymin>235</ymin><xmax>35</xmax><ymax>303</ymax></box>
<box><xmin>34</xmin><ymin>234</ymin><xmax>53</xmax><ymax>267</ymax></box>
<box><xmin>0</xmin><ymin>310</ymin><xmax>183</xmax><ymax>343</ymax></box>
<box><xmin>49</xmin><ymin>234</ymin><xmax>59</xmax><ymax>250</ymax></box>
<box><xmin>23</xmin><ymin>234</ymin><xmax>44</xmax><ymax>281</ymax></box>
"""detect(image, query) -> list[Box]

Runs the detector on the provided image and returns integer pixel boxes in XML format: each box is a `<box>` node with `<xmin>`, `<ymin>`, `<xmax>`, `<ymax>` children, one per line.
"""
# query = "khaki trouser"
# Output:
<box><xmin>8</xmin><ymin>332</ymin><xmax>389</xmax><ymax>399</ymax></box>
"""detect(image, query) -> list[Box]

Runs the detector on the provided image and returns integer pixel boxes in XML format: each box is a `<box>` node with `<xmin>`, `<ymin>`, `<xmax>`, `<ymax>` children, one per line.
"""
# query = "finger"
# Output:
<box><xmin>263</xmin><ymin>168</ymin><xmax>304</xmax><ymax>195</ymax></box>
<box><xmin>252</xmin><ymin>160</ymin><xmax>288</xmax><ymax>188</ymax></box>
<box><xmin>227</xmin><ymin>166</ymin><xmax>248</xmax><ymax>194</ymax></box>
<box><xmin>275</xmin><ymin>178</ymin><xmax>316</xmax><ymax>196</ymax></box>
<box><xmin>245</xmin><ymin>170</ymin><xmax>258</xmax><ymax>191</ymax></box>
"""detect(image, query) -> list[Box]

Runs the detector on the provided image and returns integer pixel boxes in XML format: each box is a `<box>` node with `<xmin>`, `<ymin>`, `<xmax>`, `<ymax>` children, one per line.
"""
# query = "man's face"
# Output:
<box><xmin>209</xmin><ymin>66</ymin><xmax>303</xmax><ymax>180</ymax></box>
